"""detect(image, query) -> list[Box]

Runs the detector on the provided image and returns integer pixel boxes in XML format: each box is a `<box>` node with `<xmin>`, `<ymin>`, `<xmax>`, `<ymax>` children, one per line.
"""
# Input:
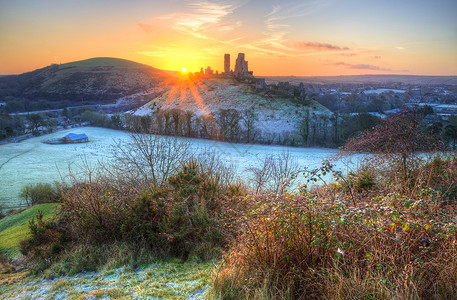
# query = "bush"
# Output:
<box><xmin>345</xmin><ymin>169</ymin><xmax>376</xmax><ymax>193</ymax></box>
<box><xmin>59</xmin><ymin>180</ymin><xmax>133</xmax><ymax>242</ymax></box>
<box><xmin>120</xmin><ymin>160</ymin><xmax>239</xmax><ymax>259</ymax></box>
<box><xmin>20</xmin><ymin>210</ymin><xmax>64</xmax><ymax>271</ymax></box>
<box><xmin>19</xmin><ymin>183</ymin><xmax>60</xmax><ymax>206</ymax></box>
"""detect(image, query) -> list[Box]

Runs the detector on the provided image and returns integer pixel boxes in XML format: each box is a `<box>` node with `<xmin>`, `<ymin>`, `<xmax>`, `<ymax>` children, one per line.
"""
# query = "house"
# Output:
<box><xmin>62</xmin><ymin>133</ymin><xmax>88</xmax><ymax>143</ymax></box>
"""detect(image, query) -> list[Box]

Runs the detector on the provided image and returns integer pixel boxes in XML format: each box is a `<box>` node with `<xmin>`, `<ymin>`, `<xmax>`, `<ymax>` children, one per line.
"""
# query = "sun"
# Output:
<box><xmin>181</xmin><ymin>67</ymin><xmax>187</xmax><ymax>73</ymax></box>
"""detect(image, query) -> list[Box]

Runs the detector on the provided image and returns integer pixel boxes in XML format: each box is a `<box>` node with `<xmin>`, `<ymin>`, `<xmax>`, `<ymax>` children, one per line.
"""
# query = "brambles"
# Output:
<box><xmin>214</xmin><ymin>185</ymin><xmax>457</xmax><ymax>299</ymax></box>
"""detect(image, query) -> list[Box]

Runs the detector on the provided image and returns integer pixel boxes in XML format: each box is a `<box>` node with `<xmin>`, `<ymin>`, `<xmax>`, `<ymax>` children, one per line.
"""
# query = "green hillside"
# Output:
<box><xmin>0</xmin><ymin>203</ymin><xmax>59</xmax><ymax>258</ymax></box>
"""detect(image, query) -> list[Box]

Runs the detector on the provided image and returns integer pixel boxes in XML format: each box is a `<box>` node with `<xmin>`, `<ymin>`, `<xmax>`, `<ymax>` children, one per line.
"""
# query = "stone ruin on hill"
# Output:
<box><xmin>198</xmin><ymin>53</ymin><xmax>309</xmax><ymax>99</ymax></box>
<box><xmin>234</xmin><ymin>53</ymin><xmax>250</xmax><ymax>77</ymax></box>
<box><xmin>224</xmin><ymin>54</ymin><xmax>230</xmax><ymax>74</ymax></box>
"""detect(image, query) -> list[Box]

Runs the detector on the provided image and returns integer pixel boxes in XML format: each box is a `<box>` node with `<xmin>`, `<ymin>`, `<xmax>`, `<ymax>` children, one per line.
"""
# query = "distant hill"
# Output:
<box><xmin>0</xmin><ymin>57</ymin><xmax>172</xmax><ymax>104</ymax></box>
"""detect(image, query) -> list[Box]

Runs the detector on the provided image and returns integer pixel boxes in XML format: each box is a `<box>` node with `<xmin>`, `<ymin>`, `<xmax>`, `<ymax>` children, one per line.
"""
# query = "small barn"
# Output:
<box><xmin>62</xmin><ymin>133</ymin><xmax>88</xmax><ymax>143</ymax></box>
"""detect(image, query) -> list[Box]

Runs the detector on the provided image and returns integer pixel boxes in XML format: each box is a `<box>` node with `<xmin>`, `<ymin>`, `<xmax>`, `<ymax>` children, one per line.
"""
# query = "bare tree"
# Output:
<box><xmin>27</xmin><ymin>113</ymin><xmax>43</xmax><ymax>132</ymax></box>
<box><xmin>270</xmin><ymin>151</ymin><xmax>299</xmax><ymax>194</ymax></box>
<box><xmin>108</xmin><ymin>133</ymin><xmax>193</xmax><ymax>188</ymax></box>
<box><xmin>248</xmin><ymin>154</ymin><xmax>275</xmax><ymax>194</ymax></box>
<box><xmin>343</xmin><ymin>111</ymin><xmax>445</xmax><ymax>185</ymax></box>
<box><xmin>242</xmin><ymin>107</ymin><xmax>258</xmax><ymax>143</ymax></box>
<box><xmin>163</xmin><ymin>110</ymin><xmax>171</xmax><ymax>135</ymax></box>
<box><xmin>247</xmin><ymin>152</ymin><xmax>299</xmax><ymax>194</ymax></box>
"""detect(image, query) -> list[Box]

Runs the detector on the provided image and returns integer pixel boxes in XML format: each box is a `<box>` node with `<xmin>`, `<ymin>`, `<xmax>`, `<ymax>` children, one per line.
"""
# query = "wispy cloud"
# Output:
<box><xmin>295</xmin><ymin>41</ymin><xmax>350</xmax><ymax>51</ymax></box>
<box><xmin>162</xmin><ymin>1</ymin><xmax>242</xmax><ymax>40</ymax></box>
<box><xmin>244</xmin><ymin>1</ymin><xmax>331</xmax><ymax>56</ymax></box>
<box><xmin>332</xmin><ymin>61</ymin><xmax>392</xmax><ymax>71</ymax></box>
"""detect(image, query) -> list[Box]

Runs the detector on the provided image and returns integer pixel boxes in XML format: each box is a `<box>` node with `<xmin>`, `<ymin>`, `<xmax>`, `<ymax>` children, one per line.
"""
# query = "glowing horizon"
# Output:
<box><xmin>0</xmin><ymin>0</ymin><xmax>456</xmax><ymax>76</ymax></box>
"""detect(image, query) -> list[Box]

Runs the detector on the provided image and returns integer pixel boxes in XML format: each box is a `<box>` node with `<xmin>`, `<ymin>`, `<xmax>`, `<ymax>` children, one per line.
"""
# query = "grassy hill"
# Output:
<box><xmin>132</xmin><ymin>77</ymin><xmax>332</xmax><ymax>143</ymax></box>
<box><xmin>0</xmin><ymin>203</ymin><xmax>59</xmax><ymax>258</ymax></box>
<box><xmin>0</xmin><ymin>57</ymin><xmax>172</xmax><ymax>105</ymax></box>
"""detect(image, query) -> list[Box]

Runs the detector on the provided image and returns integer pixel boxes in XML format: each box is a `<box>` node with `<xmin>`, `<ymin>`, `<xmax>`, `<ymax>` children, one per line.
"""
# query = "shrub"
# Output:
<box><xmin>19</xmin><ymin>183</ymin><xmax>60</xmax><ymax>206</ymax></box>
<box><xmin>59</xmin><ymin>180</ymin><xmax>133</xmax><ymax>242</ymax></box>
<box><xmin>20</xmin><ymin>210</ymin><xmax>64</xmax><ymax>271</ymax></box>
<box><xmin>345</xmin><ymin>169</ymin><xmax>376</xmax><ymax>193</ymax></box>
<box><xmin>120</xmin><ymin>160</ymin><xmax>239</xmax><ymax>259</ymax></box>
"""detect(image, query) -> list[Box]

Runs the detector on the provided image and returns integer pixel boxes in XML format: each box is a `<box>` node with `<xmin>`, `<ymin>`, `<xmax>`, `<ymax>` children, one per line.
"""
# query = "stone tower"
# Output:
<box><xmin>224</xmin><ymin>54</ymin><xmax>230</xmax><ymax>73</ymax></box>
<box><xmin>234</xmin><ymin>53</ymin><xmax>249</xmax><ymax>77</ymax></box>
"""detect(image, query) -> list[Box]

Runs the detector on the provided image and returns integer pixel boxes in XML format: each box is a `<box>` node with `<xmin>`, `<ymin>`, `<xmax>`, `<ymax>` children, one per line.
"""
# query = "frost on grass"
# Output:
<box><xmin>1</xmin><ymin>127</ymin><xmax>346</xmax><ymax>211</ymax></box>
<box><xmin>0</xmin><ymin>261</ymin><xmax>214</xmax><ymax>299</ymax></box>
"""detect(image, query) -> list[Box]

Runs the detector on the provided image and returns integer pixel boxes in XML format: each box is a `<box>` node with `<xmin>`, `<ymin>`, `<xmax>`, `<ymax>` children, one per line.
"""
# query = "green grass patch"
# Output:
<box><xmin>0</xmin><ymin>203</ymin><xmax>59</xmax><ymax>258</ymax></box>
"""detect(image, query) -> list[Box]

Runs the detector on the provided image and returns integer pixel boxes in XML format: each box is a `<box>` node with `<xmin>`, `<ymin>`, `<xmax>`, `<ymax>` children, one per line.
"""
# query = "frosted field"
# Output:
<box><xmin>0</xmin><ymin>127</ymin><xmax>354</xmax><ymax>211</ymax></box>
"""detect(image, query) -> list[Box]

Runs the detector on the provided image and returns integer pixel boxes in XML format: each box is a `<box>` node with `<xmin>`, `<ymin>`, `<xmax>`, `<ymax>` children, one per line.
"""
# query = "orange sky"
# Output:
<box><xmin>0</xmin><ymin>0</ymin><xmax>456</xmax><ymax>76</ymax></box>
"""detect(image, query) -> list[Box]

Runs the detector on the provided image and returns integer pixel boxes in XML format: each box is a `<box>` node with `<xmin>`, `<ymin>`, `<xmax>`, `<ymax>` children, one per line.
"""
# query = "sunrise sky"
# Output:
<box><xmin>1</xmin><ymin>0</ymin><xmax>456</xmax><ymax>76</ymax></box>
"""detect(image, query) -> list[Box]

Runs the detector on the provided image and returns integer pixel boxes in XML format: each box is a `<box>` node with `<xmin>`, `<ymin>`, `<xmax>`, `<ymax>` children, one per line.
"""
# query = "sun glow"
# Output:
<box><xmin>181</xmin><ymin>67</ymin><xmax>187</xmax><ymax>72</ymax></box>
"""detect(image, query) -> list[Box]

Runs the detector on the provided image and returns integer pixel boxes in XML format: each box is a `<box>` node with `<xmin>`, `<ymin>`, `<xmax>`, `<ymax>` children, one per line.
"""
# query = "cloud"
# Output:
<box><xmin>295</xmin><ymin>42</ymin><xmax>350</xmax><ymax>51</ymax></box>
<box><xmin>351</xmin><ymin>64</ymin><xmax>391</xmax><ymax>71</ymax></box>
<box><xmin>247</xmin><ymin>1</ymin><xmax>331</xmax><ymax>56</ymax></box>
<box><xmin>165</xmin><ymin>1</ymin><xmax>241</xmax><ymax>39</ymax></box>
<box><xmin>137</xmin><ymin>22</ymin><xmax>152</xmax><ymax>33</ymax></box>
<box><xmin>332</xmin><ymin>61</ymin><xmax>392</xmax><ymax>71</ymax></box>
<box><xmin>395</xmin><ymin>46</ymin><xmax>405</xmax><ymax>50</ymax></box>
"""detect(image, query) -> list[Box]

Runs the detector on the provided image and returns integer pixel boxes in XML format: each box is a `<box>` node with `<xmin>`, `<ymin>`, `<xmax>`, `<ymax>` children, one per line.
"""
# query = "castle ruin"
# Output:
<box><xmin>234</xmin><ymin>53</ymin><xmax>249</xmax><ymax>77</ymax></box>
<box><xmin>224</xmin><ymin>54</ymin><xmax>230</xmax><ymax>74</ymax></box>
